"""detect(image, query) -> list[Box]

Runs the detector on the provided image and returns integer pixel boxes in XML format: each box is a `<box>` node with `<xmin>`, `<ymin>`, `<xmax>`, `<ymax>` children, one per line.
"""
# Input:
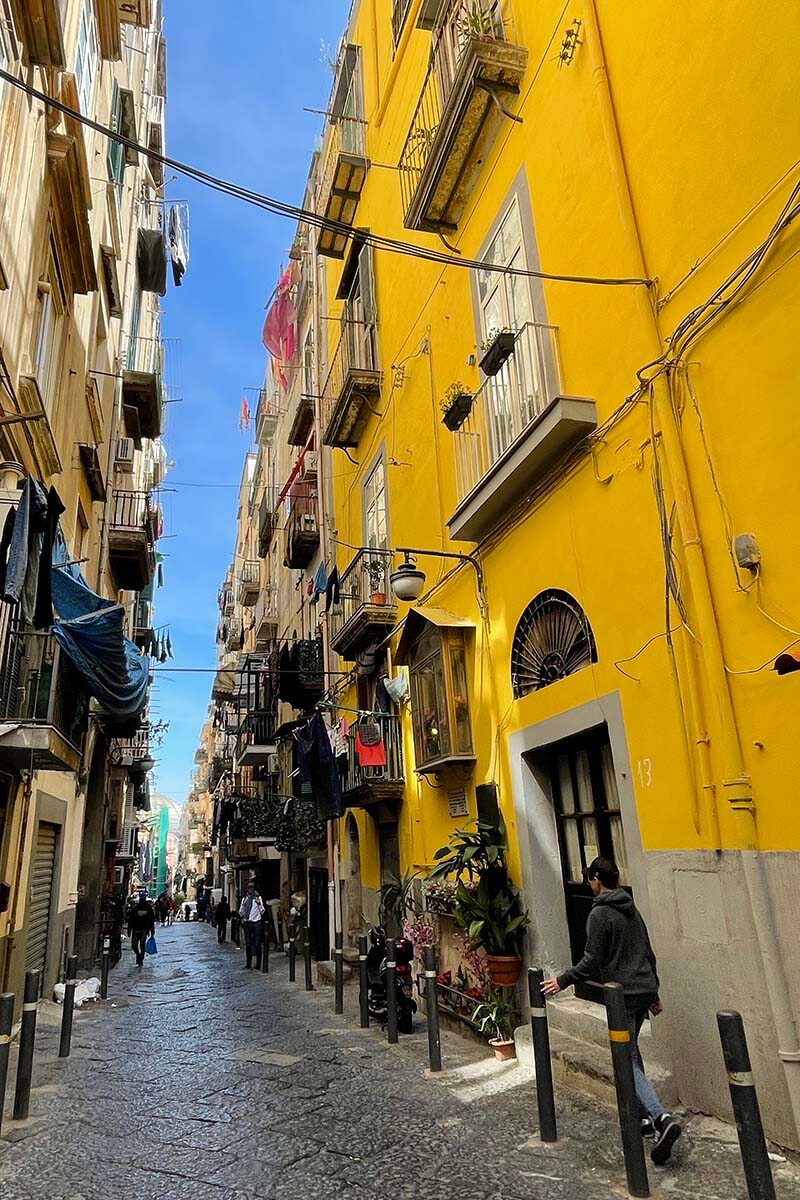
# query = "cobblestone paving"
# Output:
<box><xmin>1</xmin><ymin>924</ymin><xmax>799</xmax><ymax>1199</ymax></box>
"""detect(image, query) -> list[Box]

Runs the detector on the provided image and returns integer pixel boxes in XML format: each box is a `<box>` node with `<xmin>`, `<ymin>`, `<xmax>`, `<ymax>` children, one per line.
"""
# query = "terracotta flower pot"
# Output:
<box><xmin>486</xmin><ymin>954</ymin><xmax>522</xmax><ymax>986</ymax></box>
<box><xmin>490</xmin><ymin>1038</ymin><xmax>517</xmax><ymax>1062</ymax></box>
<box><xmin>370</xmin><ymin>591</ymin><xmax>386</xmax><ymax>605</ymax></box>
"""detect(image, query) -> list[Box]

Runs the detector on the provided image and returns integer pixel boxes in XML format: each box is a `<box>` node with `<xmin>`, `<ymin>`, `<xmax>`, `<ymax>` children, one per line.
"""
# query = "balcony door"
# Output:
<box><xmin>342</xmin><ymin>242</ymin><xmax>377</xmax><ymax>374</ymax></box>
<box><xmin>477</xmin><ymin>198</ymin><xmax>549</xmax><ymax>463</ymax></box>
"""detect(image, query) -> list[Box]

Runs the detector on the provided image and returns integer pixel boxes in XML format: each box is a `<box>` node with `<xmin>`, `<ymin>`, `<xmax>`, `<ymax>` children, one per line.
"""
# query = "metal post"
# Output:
<box><xmin>13</xmin><ymin>970</ymin><xmax>40</xmax><ymax>1122</ymax></box>
<box><xmin>59</xmin><ymin>956</ymin><xmax>78</xmax><ymax>1059</ymax></box>
<box><xmin>261</xmin><ymin>917</ymin><xmax>269</xmax><ymax>975</ymax></box>
<box><xmin>717</xmin><ymin>1011</ymin><xmax>776</xmax><ymax>1200</ymax></box>
<box><xmin>100</xmin><ymin>936</ymin><xmax>110</xmax><ymax>1000</ymax></box>
<box><xmin>304</xmin><ymin>930</ymin><xmax>313</xmax><ymax>992</ymax></box>
<box><xmin>334</xmin><ymin>930</ymin><xmax>344</xmax><ymax>1015</ymax></box>
<box><xmin>604</xmin><ymin>983</ymin><xmax>650</xmax><ymax>1198</ymax></box>
<box><xmin>358</xmin><ymin>935</ymin><xmax>369</xmax><ymax>1029</ymax></box>
<box><xmin>528</xmin><ymin>968</ymin><xmax>558</xmax><ymax>1143</ymax></box>
<box><xmin>0</xmin><ymin>992</ymin><xmax>13</xmax><ymax>1136</ymax></box>
<box><xmin>288</xmin><ymin>920</ymin><xmax>296</xmax><ymax>983</ymax></box>
<box><xmin>386</xmin><ymin>944</ymin><xmax>398</xmax><ymax>1045</ymax></box>
<box><xmin>424</xmin><ymin>947</ymin><xmax>442</xmax><ymax>1072</ymax></box>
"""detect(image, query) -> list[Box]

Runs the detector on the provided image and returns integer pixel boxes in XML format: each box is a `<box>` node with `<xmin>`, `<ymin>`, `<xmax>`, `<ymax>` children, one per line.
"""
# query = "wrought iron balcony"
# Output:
<box><xmin>285</xmin><ymin>486</ymin><xmax>319</xmax><ymax>569</ymax></box>
<box><xmin>0</xmin><ymin>623</ymin><xmax>87</xmax><ymax>771</ymax></box>
<box><xmin>342</xmin><ymin>713</ymin><xmax>405</xmax><ymax>809</ymax></box>
<box><xmin>109</xmin><ymin>490</ymin><xmax>157</xmax><ymax>591</ymax></box>
<box><xmin>321</xmin><ymin>325</ymin><xmax>381</xmax><ymax>449</ymax></box>
<box><xmin>287</xmin><ymin>394</ymin><xmax>315</xmax><ymax>447</ymax></box>
<box><xmin>253</xmin><ymin>591</ymin><xmax>278</xmax><ymax>650</ymax></box>
<box><xmin>123</xmin><ymin>335</ymin><xmax>164</xmax><ymax>444</ymax></box>
<box><xmin>255</xmin><ymin>390</ymin><xmax>280</xmax><ymax>443</ymax></box>
<box><xmin>316</xmin><ymin>76</ymin><xmax>369</xmax><ymax>258</ymax></box>
<box><xmin>238</xmin><ymin>561</ymin><xmax>260</xmax><ymax>608</ymax></box>
<box><xmin>235</xmin><ymin>660</ymin><xmax>277</xmax><ymax>767</ymax></box>
<box><xmin>258</xmin><ymin>491</ymin><xmax>277</xmax><ymax>557</ymax></box>
<box><xmin>448</xmin><ymin>323</ymin><xmax>597</xmax><ymax>542</ymax></box>
<box><xmin>329</xmin><ymin>548</ymin><xmax>397</xmax><ymax>661</ymax></box>
<box><xmin>399</xmin><ymin>0</ymin><xmax>527</xmax><ymax>233</ymax></box>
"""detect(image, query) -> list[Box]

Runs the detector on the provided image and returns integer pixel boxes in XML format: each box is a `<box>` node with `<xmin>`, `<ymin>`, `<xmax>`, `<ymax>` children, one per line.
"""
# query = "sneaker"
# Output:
<box><xmin>641</xmin><ymin>1118</ymin><xmax>656</xmax><ymax>1139</ymax></box>
<box><xmin>651</xmin><ymin>1115</ymin><xmax>682</xmax><ymax>1165</ymax></box>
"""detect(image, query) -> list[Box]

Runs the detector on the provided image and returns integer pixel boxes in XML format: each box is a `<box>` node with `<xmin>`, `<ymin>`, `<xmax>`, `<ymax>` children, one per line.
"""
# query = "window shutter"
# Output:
<box><xmin>107</xmin><ymin>84</ymin><xmax>124</xmax><ymax>187</ymax></box>
<box><xmin>358</xmin><ymin>242</ymin><xmax>376</xmax><ymax>324</ymax></box>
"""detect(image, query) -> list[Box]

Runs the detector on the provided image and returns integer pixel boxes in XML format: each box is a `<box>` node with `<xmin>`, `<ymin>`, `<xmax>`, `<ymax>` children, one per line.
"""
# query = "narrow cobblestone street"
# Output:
<box><xmin>0</xmin><ymin>925</ymin><xmax>798</xmax><ymax>1200</ymax></box>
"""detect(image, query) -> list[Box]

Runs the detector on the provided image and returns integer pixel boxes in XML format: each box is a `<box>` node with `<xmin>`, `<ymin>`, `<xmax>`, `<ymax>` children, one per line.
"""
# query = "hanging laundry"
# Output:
<box><xmin>355</xmin><ymin>719</ymin><xmax>387</xmax><ymax>768</ymax></box>
<box><xmin>157</xmin><ymin>561</ymin><xmax>164</xmax><ymax>588</ymax></box>
<box><xmin>3</xmin><ymin>476</ymin><xmax>48</xmax><ymax>624</ymax></box>
<box><xmin>239</xmin><ymin>393</ymin><xmax>250</xmax><ymax>432</ymax></box>
<box><xmin>168</xmin><ymin>202</ymin><xmax>189</xmax><ymax>286</ymax></box>
<box><xmin>325</xmin><ymin>566</ymin><xmax>340</xmax><ymax>613</ymax></box>
<box><xmin>166</xmin><ymin>632</ymin><xmax>173</xmax><ymax>659</ymax></box>
<box><xmin>137</xmin><ymin>227</ymin><xmax>167</xmax><ymax>296</ymax></box>
<box><xmin>306</xmin><ymin>577</ymin><xmax>314</xmax><ymax>597</ymax></box>
<box><xmin>261</xmin><ymin>266</ymin><xmax>297</xmax><ymax>391</ymax></box>
<box><xmin>313</xmin><ymin>560</ymin><xmax>328</xmax><ymax>600</ymax></box>
<box><xmin>0</xmin><ymin>506</ymin><xmax>15</xmax><ymax>597</ymax></box>
<box><xmin>296</xmin><ymin>712</ymin><xmax>343</xmax><ymax>821</ymax></box>
<box><xmin>34</xmin><ymin>486</ymin><xmax>65</xmax><ymax>629</ymax></box>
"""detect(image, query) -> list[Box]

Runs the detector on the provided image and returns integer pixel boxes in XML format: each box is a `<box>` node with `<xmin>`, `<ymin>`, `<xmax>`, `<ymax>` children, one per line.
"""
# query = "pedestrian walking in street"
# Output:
<box><xmin>542</xmin><ymin>857</ymin><xmax>682</xmax><ymax>1165</ymax></box>
<box><xmin>127</xmin><ymin>890</ymin><xmax>156</xmax><ymax>968</ymax></box>
<box><xmin>156</xmin><ymin>891</ymin><xmax>170</xmax><ymax>927</ymax></box>
<box><xmin>239</xmin><ymin>880</ymin><xmax>265</xmax><ymax>968</ymax></box>
<box><xmin>216</xmin><ymin>895</ymin><xmax>231</xmax><ymax>943</ymax></box>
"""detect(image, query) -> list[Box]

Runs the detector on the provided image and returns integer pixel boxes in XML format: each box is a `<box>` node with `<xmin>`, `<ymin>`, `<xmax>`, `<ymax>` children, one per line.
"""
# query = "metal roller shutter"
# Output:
<box><xmin>25</xmin><ymin>823</ymin><xmax>57</xmax><ymax>978</ymax></box>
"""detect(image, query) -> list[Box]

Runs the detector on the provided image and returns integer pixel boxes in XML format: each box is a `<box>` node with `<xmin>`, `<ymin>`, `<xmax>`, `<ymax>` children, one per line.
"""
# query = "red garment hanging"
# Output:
<box><xmin>355</xmin><ymin>725</ymin><xmax>386</xmax><ymax>768</ymax></box>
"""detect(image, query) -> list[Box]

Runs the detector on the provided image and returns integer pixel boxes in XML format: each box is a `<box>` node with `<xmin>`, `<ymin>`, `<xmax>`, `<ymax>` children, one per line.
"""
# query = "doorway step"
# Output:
<box><xmin>513</xmin><ymin>996</ymin><xmax>678</xmax><ymax>1109</ymax></box>
<box><xmin>316</xmin><ymin>958</ymin><xmax>354</xmax><ymax>987</ymax></box>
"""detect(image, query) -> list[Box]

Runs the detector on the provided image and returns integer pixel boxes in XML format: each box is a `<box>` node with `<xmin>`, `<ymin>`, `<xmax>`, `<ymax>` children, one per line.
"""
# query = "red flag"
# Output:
<box><xmin>239</xmin><ymin>393</ymin><xmax>250</xmax><ymax>432</ymax></box>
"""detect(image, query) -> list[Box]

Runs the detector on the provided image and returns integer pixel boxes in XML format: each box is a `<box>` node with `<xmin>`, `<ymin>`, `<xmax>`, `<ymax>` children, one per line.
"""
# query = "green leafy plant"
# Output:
<box><xmin>363</xmin><ymin>556</ymin><xmax>387</xmax><ymax>594</ymax></box>
<box><xmin>428</xmin><ymin>817</ymin><xmax>507</xmax><ymax>886</ymax></box>
<box><xmin>440</xmin><ymin>382</ymin><xmax>472</xmax><ymax>416</ymax></box>
<box><xmin>458</xmin><ymin>1</ymin><xmax>497</xmax><ymax>42</ymax></box>
<box><xmin>452</xmin><ymin>876</ymin><xmax>529</xmax><ymax>956</ymax></box>
<box><xmin>473</xmin><ymin>988</ymin><xmax>517</xmax><ymax>1041</ymax></box>
<box><xmin>380</xmin><ymin>872</ymin><xmax>419</xmax><ymax>931</ymax></box>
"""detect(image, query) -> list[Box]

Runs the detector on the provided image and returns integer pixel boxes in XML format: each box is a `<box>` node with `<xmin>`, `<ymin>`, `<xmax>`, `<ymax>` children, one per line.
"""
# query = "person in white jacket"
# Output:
<box><xmin>239</xmin><ymin>880</ymin><xmax>265</xmax><ymax>969</ymax></box>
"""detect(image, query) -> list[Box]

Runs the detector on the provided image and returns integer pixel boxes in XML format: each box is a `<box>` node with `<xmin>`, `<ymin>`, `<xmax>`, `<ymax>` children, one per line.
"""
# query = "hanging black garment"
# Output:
<box><xmin>0</xmin><ymin>506</ymin><xmax>16</xmax><ymax>597</ymax></box>
<box><xmin>137</xmin><ymin>228</ymin><xmax>167</xmax><ymax>295</ymax></box>
<box><xmin>296</xmin><ymin>713</ymin><xmax>343</xmax><ymax>821</ymax></box>
<box><xmin>278</xmin><ymin>644</ymin><xmax>293</xmax><ymax>703</ymax></box>
<box><xmin>325</xmin><ymin>566</ymin><xmax>340</xmax><ymax>613</ymax></box>
<box><xmin>168</xmin><ymin>204</ymin><xmax>188</xmax><ymax>286</ymax></box>
<box><xmin>33</xmin><ymin>486</ymin><xmax>65</xmax><ymax>629</ymax></box>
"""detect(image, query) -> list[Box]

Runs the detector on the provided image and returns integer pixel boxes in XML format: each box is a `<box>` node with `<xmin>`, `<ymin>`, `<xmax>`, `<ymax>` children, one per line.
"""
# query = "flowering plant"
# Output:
<box><xmin>423</xmin><ymin>878</ymin><xmax>461</xmax><ymax>915</ymax></box>
<box><xmin>402</xmin><ymin>913</ymin><xmax>436</xmax><ymax>966</ymax></box>
<box><xmin>453</xmin><ymin>930</ymin><xmax>491</xmax><ymax>995</ymax></box>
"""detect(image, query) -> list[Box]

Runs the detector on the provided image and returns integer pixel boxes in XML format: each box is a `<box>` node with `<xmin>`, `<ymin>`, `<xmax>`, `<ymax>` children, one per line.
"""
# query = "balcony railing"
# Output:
<box><xmin>0</xmin><ymin>625</ymin><xmax>87</xmax><ymax>769</ymax></box>
<box><xmin>111</xmin><ymin>490</ymin><xmax>157</xmax><ymax>537</ymax></box>
<box><xmin>329</xmin><ymin>548</ymin><xmax>398</xmax><ymax>660</ymax></box>
<box><xmin>285</xmin><ymin>485</ymin><xmax>320</xmax><ymax>569</ymax></box>
<box><xmin>255</xmin><ymin>390</ymin><xmax>280</xmax><ymax>443</ymax></box>
<box><xmin>316</xmin><ymin>69</ymin><xmax>369</xmax><ymax>257</ymax></box>
<box><xmin>238</xmin><ymin>560</ymin><xmax>260</xmax><ymax>607</ymax></box>
<box><xmin>109</xmin><ymin>490</ymin><xmax>157</xmax><ymax>590</ymax></box>
<box><xmin>342</xmin><ymin>713</ymin><xmax>405</xmax><ymax>806</ymax></box>
<box><xmin>454</xmin><ymin>323</ymin><xmax>561</xmax><ymax>504</ymax></box>
<box><xmin>392</xmin><ymin>0</ymin><xmax>414</xmax><ymax>44</ymax></box>
<box><xmin>321</xmin><ymin>324</ymin><xmax>381</xmax><ymax>448</ymax></box>
<box><xmin>399</xmin><ymin>0</ymin><xmax>526</xmax><ymax>232</ymax></box>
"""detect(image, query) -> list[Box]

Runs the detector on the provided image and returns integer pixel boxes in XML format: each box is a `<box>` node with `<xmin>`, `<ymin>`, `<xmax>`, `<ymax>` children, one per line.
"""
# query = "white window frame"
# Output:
<box><xmin>75</xmin><ymin>0</ymin><xmax>99</xmax><ymax>116</ymax></box>
<box><xmin>34</xmin><ymin>240</ymin><xmax>66</xmax><ymax>414</ymax></box>
<box><xmin>363</xmin><ymin>454</ymin><xmax>388</xmax><ymax>551</ymax></box>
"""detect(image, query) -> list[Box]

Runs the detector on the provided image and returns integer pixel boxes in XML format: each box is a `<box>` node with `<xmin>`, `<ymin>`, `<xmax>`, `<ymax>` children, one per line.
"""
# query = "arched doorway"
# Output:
<box><xmin>344</xmin><ymin>814</ymin><xmax>363</xmax><ymax>946</ymax></box>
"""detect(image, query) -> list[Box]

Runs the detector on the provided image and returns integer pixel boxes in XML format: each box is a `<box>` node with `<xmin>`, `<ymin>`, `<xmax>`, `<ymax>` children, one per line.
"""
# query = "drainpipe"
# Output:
<box><xmin>584</xmin><ymin>0</ymin><xmax>800</xmax><ymax>1135</ymax></box>
<box><xmin>310</xmin><ymin>215</ymin><xmax>343</xmax><ymax>950</ymax></box>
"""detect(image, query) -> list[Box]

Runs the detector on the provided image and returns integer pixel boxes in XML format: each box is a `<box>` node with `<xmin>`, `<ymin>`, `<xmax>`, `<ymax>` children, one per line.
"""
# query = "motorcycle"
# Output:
<box><xmin>366</xmin><ymin>925</ymin><xmax>417</xmax><ymax>1033</ymax></box>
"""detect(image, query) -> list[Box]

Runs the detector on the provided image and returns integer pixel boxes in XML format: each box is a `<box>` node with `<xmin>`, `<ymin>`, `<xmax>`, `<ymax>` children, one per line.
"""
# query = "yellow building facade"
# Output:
<box><xmin>310</xmin><ymin>0</ymin><xmax>800</xmax><ymax>1146</ymax></box>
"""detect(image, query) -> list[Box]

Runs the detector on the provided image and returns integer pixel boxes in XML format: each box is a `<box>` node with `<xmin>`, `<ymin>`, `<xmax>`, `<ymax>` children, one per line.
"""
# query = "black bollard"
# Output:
<box><xmin>261</xmin><ymin>918</ymin><xmax>270</xmax><ymax>975</ymax></box>
<box><xmin>100</xmin><ymin>936</ymin><xmax>110</xmax><ymax>1000</ymax></box>
<box><xmin>304</xmin><ymin>930</ymin><xmax>314</xmax><ymax>992</ymax></box>
<box><xmin>717</xmin><ymin>1011</ymin><xmax>776</xmax><ymax>1200</ymax></box>
<box><xmin>59</xmin><ymin>956</ymin><xmax>78</xmax><ymax>1059</ymax></box>
<box><xmin>528</xmin><ymin>968</ymin><xmax>558</xmax><ymax>1143</ymax></box>
<box><xmin>334</xmin><ymin>931</ymin><xmax>344</xmax><ymax>1015</ymax></box>
<box><xmin>13</xmin><ymin>969</ymin><xmax>40</xmax><ymax>1122</ymax></box>
<box><xmin>386</xmin><ymin>944</ymin><xmax>398</xmax><ymax>1044</ymax></box>
<box><xmin>604</xmin><ymin>983</ymin><xmax>650</xmax><ymax>1198</ymax></box>
<box><xmin>358</xmin><ymin>935</ymin><xmax>369</xmax><ymax>1029</ymax></box>
<box><xmin>288</xmin><ymin>921</ymin><xmax>296</xmax><ymax>983</ymax></box>
<box><xmin>0</xmin><ymin>991</ymin><xmax>13</xmax><ymax>1136</ymax></box>
<box><xmin>423</xmin><ymin>947</ymin><xmax>442</xmax><ymax>1072</ymax></box>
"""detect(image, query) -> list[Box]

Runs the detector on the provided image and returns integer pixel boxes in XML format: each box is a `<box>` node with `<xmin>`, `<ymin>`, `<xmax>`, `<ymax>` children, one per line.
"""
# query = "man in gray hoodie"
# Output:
<box><xmin>542</xmin><ymin>857</ymin><xmax>681</xmax><ymax>1165</ymax></box>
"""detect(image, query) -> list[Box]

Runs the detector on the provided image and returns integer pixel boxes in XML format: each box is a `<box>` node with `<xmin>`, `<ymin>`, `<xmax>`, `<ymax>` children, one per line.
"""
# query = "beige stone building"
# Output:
<box><xmin>0</xmin><ymin>0</ymin><xmax>178</xmax><ymax>1007</ymax></box>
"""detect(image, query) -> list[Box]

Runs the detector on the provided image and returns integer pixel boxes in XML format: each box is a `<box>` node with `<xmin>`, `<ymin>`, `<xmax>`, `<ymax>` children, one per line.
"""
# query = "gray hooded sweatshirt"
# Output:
<box><xmin>557</xmin><ymin>888</ymin><xmax>659</xmax><ymax>997</ymax></box>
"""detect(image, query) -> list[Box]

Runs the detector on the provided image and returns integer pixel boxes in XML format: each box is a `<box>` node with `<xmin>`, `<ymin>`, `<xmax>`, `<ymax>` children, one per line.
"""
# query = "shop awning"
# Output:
<box><xmin>51</xmin><ymin>566</ymin><xmax>149</xmax><ymax>730</ymax></box>
<box><xmin>393</xmin><ymin>606</ymin><xmax>474</xmax><ymax>666</ymax></box>
<box><xmin>212</xmin><ymin>669</ymin><xmax>236</xmax><ymax>700</ymax></box>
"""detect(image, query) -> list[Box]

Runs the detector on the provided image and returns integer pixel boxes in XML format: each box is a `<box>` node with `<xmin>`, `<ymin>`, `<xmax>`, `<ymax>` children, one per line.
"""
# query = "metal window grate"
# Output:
<box><xmin>511</xmin><ymin>589</ymin><xmax>597</xmax><ymax>698</ymax></box>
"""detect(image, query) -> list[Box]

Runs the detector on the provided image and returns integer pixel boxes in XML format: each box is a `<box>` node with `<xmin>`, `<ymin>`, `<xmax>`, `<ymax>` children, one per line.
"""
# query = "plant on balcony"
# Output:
<box><xmin>479</xmin><ymin>327</ymin><xmax>517</xmax><ymax>378</ymax></box>
<box><xmin>440</xmin><ymin>382</ymin><xmax>475</xmax><ymax>431</ymax></box>
<box><xmin>473</xmin><ymin>988</ymin><xmax>518</xmax><ymax>1061</ymax></box>
<box><xmin>363</xmin><ymin>555</ymin><xmax>388</xmax><ymax>605</ymax></box>
<box><xmin>458</xmin><ymin>1</ymin><xmax>500</xmax><ymax>43</ymax></box>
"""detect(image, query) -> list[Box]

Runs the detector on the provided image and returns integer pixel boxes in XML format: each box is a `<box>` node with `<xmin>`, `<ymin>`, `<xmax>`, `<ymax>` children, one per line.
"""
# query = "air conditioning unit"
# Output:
<box><xmin>115</xmin><ymin>438</ymin><xmax>135</xmax><ymax>473</ymax></box>
<box><xmin>117</xmin><ymin>822</ymin><xmax>138</xmax><ymax>861</ymax></box>
<box><xmin>301</xmin><ymin>451</ymin><xmax>318</xmax><ymax>480</ymax></box>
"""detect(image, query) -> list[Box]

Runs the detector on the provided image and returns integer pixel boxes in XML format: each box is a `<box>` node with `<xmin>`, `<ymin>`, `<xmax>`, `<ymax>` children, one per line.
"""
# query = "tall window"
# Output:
<box><xmin>363</xmin><ymin>455</ymin><xmax>387</xmax><ymax>551</ymax></box>
<box><xmin>33</xmin><ymin>238</ymin><xmax>67</xmax><ymax>414</ymax></box>
<box><xmin>75</xmin><ymin>0</ymin><xmax>98</xmax><ymax>115</ymax></box>
<box><xmin>107</xmin><ymin>84</ymin><xmax>125</xmax><ymax>194</ymax></box>
<box><xmin>75</xmin><ymin>502</ymin><xmax>89</xmax><ymax>563</ymax></box>
<box><xmin>126</xmin><ymin>288</ymin><xmax>141</xmax><ymax>370</ymax></box>
<box><xmin>342</xmin><ymin>243</ymin><xmax>377</xmax><ymax>373</ymax></box>
<box><xmin>477</xmin><ymin>197</ymin><xmax>551</xmax><ymax>461</ymax></box>
<box><xmin>302</xmin><ymin>327</ymin><xmax>314</xmax><ymax>395</ymax></box>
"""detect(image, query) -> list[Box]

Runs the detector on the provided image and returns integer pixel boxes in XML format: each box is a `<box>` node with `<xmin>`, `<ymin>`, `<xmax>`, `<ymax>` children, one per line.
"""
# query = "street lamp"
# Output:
<box><xmin>389</xmin><ymin>553</ymin><xmax>426</xmax><ymax>602</ymax></box>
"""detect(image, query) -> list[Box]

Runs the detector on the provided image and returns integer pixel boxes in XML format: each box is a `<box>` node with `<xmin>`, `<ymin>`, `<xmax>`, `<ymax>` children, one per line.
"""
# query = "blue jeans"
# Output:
<box><xmin>627</xmin><ymin>1000</ymin><xmax>667</xmax><ymax>1122</ymax></box>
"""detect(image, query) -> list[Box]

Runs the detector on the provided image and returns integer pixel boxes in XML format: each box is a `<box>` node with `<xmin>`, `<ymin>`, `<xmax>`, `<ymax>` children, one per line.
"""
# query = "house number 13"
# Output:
<box><xmin>637</xmin><ymin>758</ymin><xmax>653</xmax><ymax>788</ymax></box>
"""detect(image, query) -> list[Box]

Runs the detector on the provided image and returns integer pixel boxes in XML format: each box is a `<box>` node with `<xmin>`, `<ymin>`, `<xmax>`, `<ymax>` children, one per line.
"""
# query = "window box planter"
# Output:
<box><xmin>441</xmin><ymin>391</ymin><xmax>474</xmax><ymax>431</ymax></box>
<box><xmin>479</xmin><ymin>330</ymin><xmax>516</xmax><ymax>378</ymax></box>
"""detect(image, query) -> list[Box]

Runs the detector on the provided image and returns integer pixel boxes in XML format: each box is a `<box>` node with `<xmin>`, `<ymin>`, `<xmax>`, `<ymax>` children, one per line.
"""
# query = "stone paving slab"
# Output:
<box><xmin>0</xmin><ymin>924</ymin><xmax>798</xmax><ymax>1200</ymax></box>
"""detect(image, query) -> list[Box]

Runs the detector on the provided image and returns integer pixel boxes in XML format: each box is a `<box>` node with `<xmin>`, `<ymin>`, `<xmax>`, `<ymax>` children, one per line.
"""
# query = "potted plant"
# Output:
<box><xmin>458</xmin><ymin>1</ymin><xmax>498</xmax><ymax>43</ymax></box>
<box><xmin>440</xmin><ymin>383</ymin><xmax>474</xmax><ymax>431</ymax></box>
<box><xmin>363</xmin><ymin>556</ymin><xmax>387</xmax><ymax>604</ymax></box>
<box><xmin>452</xmin><ymin>877</ymin><xmax>529</xmax><ymax>985</ymax></box>
<box><xmin>479</xmin><ymin>327</ymin><xmax>517</xmax><ymax>377</ymax></box>
<box><xmin>473</xmin><ymin>989</ymin><xmax>517</xmax><ymax>1061</ymax></box>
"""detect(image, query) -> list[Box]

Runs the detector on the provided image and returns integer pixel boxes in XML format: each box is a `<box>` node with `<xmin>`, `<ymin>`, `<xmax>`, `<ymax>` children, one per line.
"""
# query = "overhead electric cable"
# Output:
<box><xmin>0</xmin><ymin>67</ymin><xmax>651</xmax><ymax>289</ymax></box>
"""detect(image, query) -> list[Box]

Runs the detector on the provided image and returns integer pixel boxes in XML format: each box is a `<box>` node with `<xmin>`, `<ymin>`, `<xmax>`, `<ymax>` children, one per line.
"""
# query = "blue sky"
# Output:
<box><xmin>152</xmin><ymin>0</ymin><xmax>349</xmax><ymax>807</ymax></box>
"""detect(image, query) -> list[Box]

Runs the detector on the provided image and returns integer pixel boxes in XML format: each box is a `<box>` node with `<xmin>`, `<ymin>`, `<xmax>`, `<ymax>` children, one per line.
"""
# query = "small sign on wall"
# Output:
<box><xmin>448</xmin><ymin>789</ymin><xmax>468</xmax><ymax>819</ymax></box>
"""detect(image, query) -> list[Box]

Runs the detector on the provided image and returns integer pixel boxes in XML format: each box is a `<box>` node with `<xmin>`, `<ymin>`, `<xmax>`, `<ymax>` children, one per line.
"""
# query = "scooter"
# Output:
<box><xmin>366</xmin><ymin>925</ymin><xmax>417</xmax><ymax>1033</ymax></box>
